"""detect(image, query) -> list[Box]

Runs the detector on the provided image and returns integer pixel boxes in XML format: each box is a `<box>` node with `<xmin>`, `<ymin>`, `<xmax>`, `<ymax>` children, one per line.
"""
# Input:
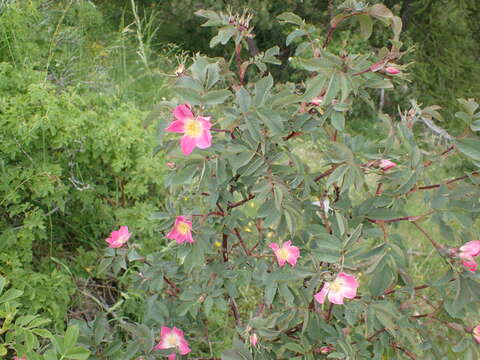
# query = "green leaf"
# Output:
<box><xmin>227</xmin><ymin>151</ymin><xmax>256</xmax><ymax>172</ymax></box>
<box><xmin>369</xmin><ymin>265</ymin><xmax>393</xmax><ymax>296</ymax></box>
<box><xmin>63</xmin><ymin>325</ymin><xmax>79</xmax><ymax>350</ymax></box>
<box><xmin>210</xmin><ymin>26</ymin><xmax>236</xmax><ymax>47</ymax></box>
<box><xmin>282</xmin><ymin>342</ymin><xmax>304</xmax><ymax>353</ymax></box>
<box><xmin>202</xmin><ymin>89</ymin><xmax>231</xmax><ymax>105</ymax></box>
<box><xmin>0</xmin><ymin>276</ymin><xmax>6</xmax><ymax>295</ymax></box>
<box><xmin>365</xmin><ymin>78</ymin><xmax>393</xmax><ymax>89</ymax></box>
<box><xmin>173</xmin><ymin>87</ymin><xmax>202</xmax><ymax>105</ymax></box>
<box><xmin>244</xmin><ymin>113</ymin><xmax>262</xmax><ymax>142</ymax></box>
<box><xmin>43</xmin><ymin>349</ymin><xmax>58</xmax><ymax>360</ymax></box>
<box><xmin>195</xmin><ymin>10</ymin><xmax>226</xmax><ymax>27</ymax></box>
<box><xmin>323</xmin><ymin>72</ymin><xmax>340</xmax><ymax>104</ymax></box>
<box><xmin>277</xmin><ymin>12</ymin><xmax>304</xmax><ymax>26</ymax></box>
<box><xmin>170</xmin><ymin>164</ymin><xmax>199</xmax><ymax>185</ymax></box>
<box><xmin>205</xmin><ymin>63</ymin><xmax>220</xmax><ymax>89</ymax></box>
<box><xmin>326</xmin><ymin>164</ymin><xmax>348</xmax><ymax>188</ymax></box>
<box><xmin>302</xmin><ymin>74</ymin><xmax>327</xmax><ymax>102</ymax></box>
<box><xmin>32</xmin><ymin>328</ymin><xmax>53</xmax><ymax>339</ymax></box>
<box><xmin>265</xmin><ymin>279</ymin><xmax>277</xmax><ymax>305</ymax></box>
<box><xmin>0</xmin><ymin>288</ymin><xmax>23</xmax><ymax>303</ymax></box>
<box><xmin>63</xmin><ymin>346</ymin><xmax>91</xmax><ymax>360</ymax></box>
<box><xmin>93</xmin><ymin>314</ymin><xmax>107</xmax><ymax>345</ymax></box>
<box><xmin>286</xmin><ymin>29</ymin><xmax>307</xmax><ymax>46</ymax></box>
<box><xmin>344</xmin><ymin>224</ymin><xmax>363</xmax><ymax>248</ymax></box>
<box><xmin>257</xmin><ymin>108</ymin><xmax>285</xmax><ymax>135</ymax></box>
<box><xmin>358</xmin><ymin>14</ymin><xmax>373</xmax><ymax>39</ymax></box>
<box><xmin>369</xmin><ymin>4</ymin><xmax>393</xmax><ymax>18</ymax></box>
<box><xmin>456</xmin><ymin>138</ymin><xmax>480</xmax><ymax>161</ymax></box>
<box><xmin>254</xmin><ymin>74</ymin><xmax>274</xmax><ymax>107</ymax></box>
<box><xmin>190</xmin><ymin>57</ymin><xmax>209</xmax><ymax>83</ymax></box>
<box><xmin>236</xmin><ymin>87</ymin><xmax>251</xmax><ymax>113</ymax></box>
<box><xmin>331</xmin><ymin>111</ymin><xmax>345</xmax><ymax>131</ymax></box>
<box><xmin>470</xmin><ymin>120</ymin><xmax>480</xmax><ymax>132</ymax></box>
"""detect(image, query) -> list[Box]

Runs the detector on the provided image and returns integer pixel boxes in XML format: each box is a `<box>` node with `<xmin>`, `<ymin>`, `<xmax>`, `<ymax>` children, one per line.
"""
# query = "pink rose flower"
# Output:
<box><xmin>165</xmin><ymin>104</ymin><xmax>212</xmax><ymax>155</ymax></box>
<box><xmin>458</xmin><ymin>240</ymin><xmax>480</xmax><ymax>272</ymax></box>
<box><xmin>269</xmin><ymin>241</ymin><xmax>300</xmax><ymax>267</ymax></box>
<box><xmin>154</xmin><ymin>326</ymin><xmax>191</xmax><ymax>359</ymax></box>
<box><xmin>379</xmin><ymin>159</ymin><xmax>397</xmax><ymax>171</ymax></box>
<box><xmin>473</xmin><ymin>325</ymin><xmax>480</xmax><ymax>344</ymax></box>
<box><xmin>385</xmin><ymin>66</ymin><xmax>400</xmax><ymax>75</ymax></box>
<box><xmin>105</xmin><ymin>226</ymin><xmax>131</xmax><ymax>248</ymax></box>
<box><xmin>13</xmin><ymin>357</ymin><xmax>26</xmax><ymax>360</ymax></box>
<box><xmin>314</xmin><ymin>272</ymin><xmax>359</xmax><ymax>305</ymax></box>
<box><xmin>166</xmin><ymin>216</ymin><xmax>194</xmax><ymax>244</ymax></box>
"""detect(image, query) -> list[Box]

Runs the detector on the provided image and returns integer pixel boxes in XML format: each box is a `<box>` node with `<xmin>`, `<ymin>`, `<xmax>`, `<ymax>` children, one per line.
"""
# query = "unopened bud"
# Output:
<box><xmin>385</xmin><ymin>66</ymin><xmax>400</xmax><ymax>75</ymax></box>
<box><xmin>249</xmin><ymin>333</ymin><xmax>258</xmax><ymax>347</ymax></box>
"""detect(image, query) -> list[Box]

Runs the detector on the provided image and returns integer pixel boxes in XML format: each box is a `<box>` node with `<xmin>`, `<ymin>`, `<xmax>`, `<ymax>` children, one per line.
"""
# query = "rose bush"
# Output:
<box><xmin>28</xmin><ymin>1</ymin><xmax>478</xmax><ymax>359</ymax></box>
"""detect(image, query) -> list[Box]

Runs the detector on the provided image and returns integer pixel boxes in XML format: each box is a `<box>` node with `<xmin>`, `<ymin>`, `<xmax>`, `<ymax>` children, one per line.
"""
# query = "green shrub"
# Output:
<box><xmin>0</xmin><ymin>61</ymin><xmax>167</xmax><ymax>327</ymax></box>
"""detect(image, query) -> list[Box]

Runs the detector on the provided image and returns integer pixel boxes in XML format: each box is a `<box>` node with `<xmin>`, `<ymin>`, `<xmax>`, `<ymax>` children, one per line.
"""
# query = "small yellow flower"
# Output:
<box><xmin>215</xmin><ymin>241</ymin><xmax>222</xmax><ymax>248</ymax></box>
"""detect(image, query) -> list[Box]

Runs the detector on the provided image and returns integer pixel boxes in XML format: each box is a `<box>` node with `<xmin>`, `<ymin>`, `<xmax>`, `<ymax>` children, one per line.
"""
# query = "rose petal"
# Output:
<box><xmin>180</xmin><ymin>136</ymin><xmax>197</xmax><ymax>155</ymax></box>
<box><xmin>173</xmin><ymin>104</ymin><xmax>193</xmax><ymax>122</ymax></box>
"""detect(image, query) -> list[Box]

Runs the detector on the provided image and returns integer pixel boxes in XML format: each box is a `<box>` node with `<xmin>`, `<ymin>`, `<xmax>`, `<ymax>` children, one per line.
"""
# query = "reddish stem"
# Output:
<box><xmin>283</xmin><ymin>131</ymin><xmax>304</xmax><ymax>141</ymax></box>
<box><xmin>314</xmin><ymin>162</ymin><xmax>346</xmax><ymax>182</ymax></box>
<box><xmin>227</xmin><ymin>193</ymin><xmax>255</xmax><ymax>210</ymax></box>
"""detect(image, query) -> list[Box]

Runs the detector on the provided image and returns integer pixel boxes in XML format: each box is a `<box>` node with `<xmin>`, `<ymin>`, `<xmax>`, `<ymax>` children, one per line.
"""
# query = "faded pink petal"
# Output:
<box><xmin>314</xmin><ymin>282</ymin><xmax>330</xmax><ymax>304</ymax></box>
<box><xmin>379</xmin><ymin>159</ymin><xmax>396</xmax><ymax>171</ymax></box>
<box><xmin>197</xmin><ymin>116</ymin><xmax>212</xmax><ymax>130</ymax></box>
<box><xmin>336</xmin><ymin>272</ymin><xmax>359</xmax><ymax>299</ymax></box>
<box><xmin>385</xmin><ymin>66</ymin><xmax>400</xmax><ymax>75</ymax></box>
<box><xmin>287</xmin><ymin>246</ymin><xmax>300</xmax><ymax>266</ymax></box>
<box><xmin>462</xmin><ymin>259</ymin><xmax>478</xmax><ymax>272</ymax></box>
<box><xmin>105</xmin><ymin>226</ymin><xmax>131</xmax><ymax>248</ymax></box>
<box><xmin>196</xmin><ymin>129</ymin><xmax>212</xmax><ymax>149</ymax></box>
<box><xmin>459</xmin><ymin>240</ymin><xmax>480</xmax><ymax>258</ymax></box>
<box><xmin>165</xmin><ymin>120</ymin><xmax>185</xmax><ymax>133</ymax></box>
<box><xmin>173</xmin><ymin>104</ymin><xmax>193</xmax><ymax>122</ymax></box>
<box><xmin>311</xmin><ymin>96</ymin><xmax>323</xmax><ymax>106</ymax></box>
<box><xmin>250</xmin><ymin>333</ymin><xmax>258</xmax><ymax>347</ymax></box>
<box><xmin>180</xmin><ymin>136</ymin><xmax>197</xmax><ymax>155</ymax></box>
<box><xmin>168</xmin><ymin>355</ymin><xmax>176</xmax><ymax>360</ymax></box>
<box><xmin>328</xmin><ymin>289</ymin><xmax>346</xmax><ymax>305</ymax></box>
<box><xmin>270</xmin><ymin>241</ymin><xmax>300</xmax><ymax>267</ymax></box>
<box><xmin>473</xmin><ymin>325</ymin><xmax>480</xmax><ymax>344</ymax></box>
<box><xmin>13</xmin><ymin>357</ymin><xmax>26</xmax><ymax>360</ymax></box>
<box><xmin>269</xmin><ymin>243</ymin><xmax>279</xmax><ymax>251</ymax></box>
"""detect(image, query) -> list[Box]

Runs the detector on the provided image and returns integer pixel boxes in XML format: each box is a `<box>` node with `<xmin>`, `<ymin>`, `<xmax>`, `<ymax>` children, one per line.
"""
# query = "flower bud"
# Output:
<box><xmin>385</xmin><ymin>66</ymin><xmax>400</xmax><ymax>75</ymax></box>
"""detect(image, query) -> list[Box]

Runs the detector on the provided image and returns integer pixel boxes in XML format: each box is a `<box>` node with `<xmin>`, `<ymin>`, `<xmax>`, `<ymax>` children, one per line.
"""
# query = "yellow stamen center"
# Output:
<box><xmin>277</xmin><ymin>247</ymin><xmax>290</xmax><ymax>261</ymax></box>
<box><xmin>166</xmin><ymin>333</ymin><xmax>179</xmax><ymax>347</ymax></box>
<box><xmin>329</xmin><ymin>278</ymin><xmax>344</xmax><ymax>293</ymax></box>
<box><xmin>177</xmin><ymin>221</ymin><xmax>191</xmax><ymax>235</ymax></box>
<box><xmin>184</xmin><ymin>119</ymin><xmax>202</xmax><ymax>138</ymax></box>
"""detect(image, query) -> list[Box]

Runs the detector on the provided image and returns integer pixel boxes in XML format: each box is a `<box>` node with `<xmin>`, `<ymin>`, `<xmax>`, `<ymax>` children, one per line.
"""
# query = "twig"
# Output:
<box><xmin>227</xmin><ymin>193</ymin><xmax>255</xmax><ymax>210</ymax></box>
<box><xmin>314</xmin><ymin>162</ymin><xmax>346</xmax><ymax>182</ymax></box>
<box><xmin>325</xmin><ymin>303</ymin><xmax>334</xmax><ymax>323</ymax></box>
<box><xmin>411</xmin><ymin>222</ymin><xmax>447</xmax><ymax>255</ymax></box>
<box><xmin>233</xmin><ymin>227</ymin><xmax>250</xmax><ymax>256</ymax></box>
<box><xmin>392</xmin><ymin>342</ymin><xmax>417</xmax><ymax>359</ymax></box>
